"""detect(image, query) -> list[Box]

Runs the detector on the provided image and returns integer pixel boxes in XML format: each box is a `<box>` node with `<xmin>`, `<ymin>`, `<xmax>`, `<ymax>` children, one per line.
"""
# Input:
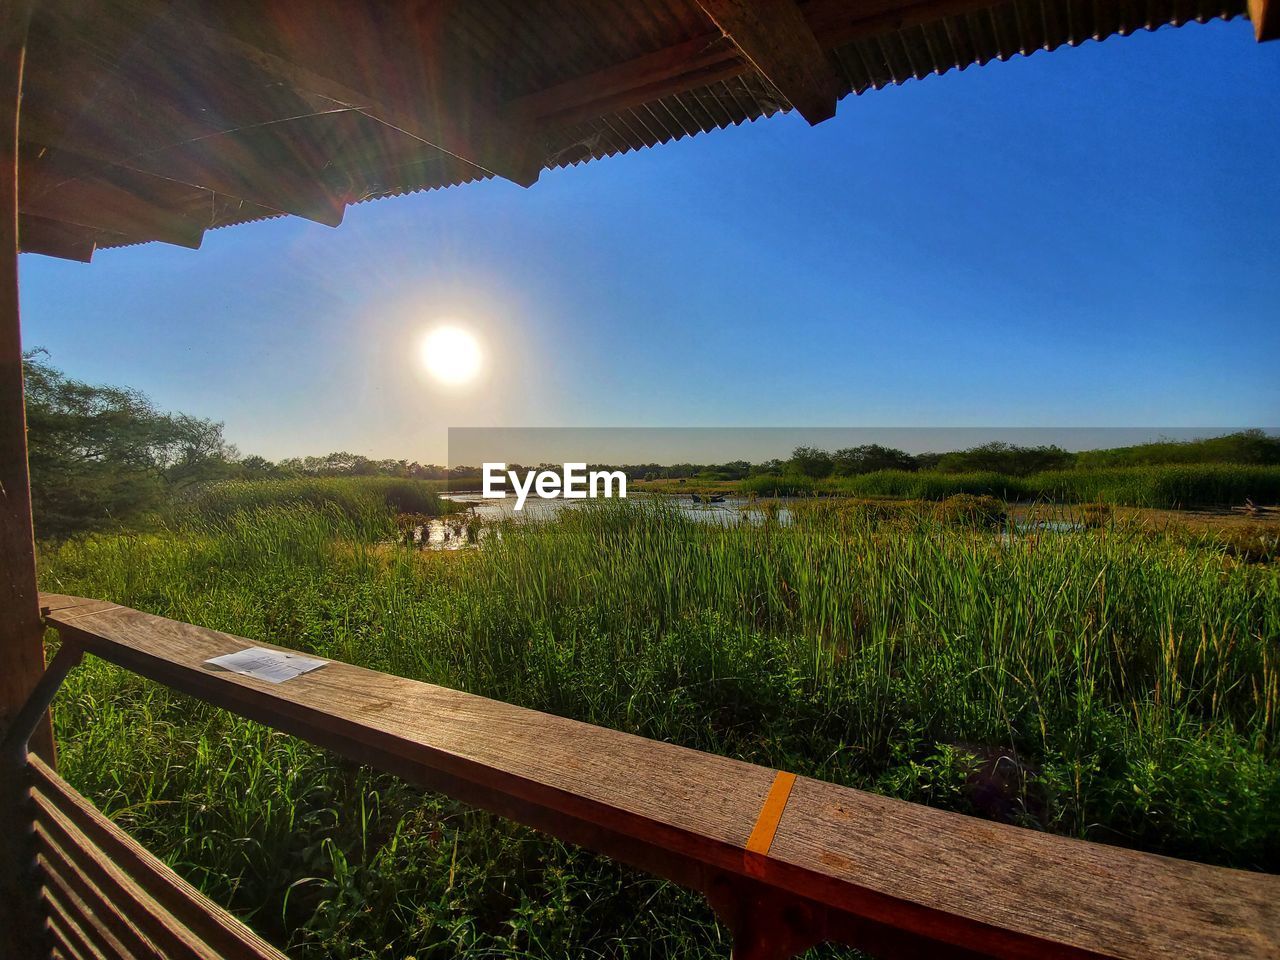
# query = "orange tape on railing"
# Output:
<box><xmin>745</xmin><ymin>770</ymin><xmax>796</xmax><ymax>858</ymax></box>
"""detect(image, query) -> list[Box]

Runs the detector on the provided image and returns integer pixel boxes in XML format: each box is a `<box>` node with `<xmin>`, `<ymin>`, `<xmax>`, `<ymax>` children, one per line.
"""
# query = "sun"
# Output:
<box><xmin>420</xmin><ymin>325</ymin><xmax>482</xmax><ymax>385</ymax></box>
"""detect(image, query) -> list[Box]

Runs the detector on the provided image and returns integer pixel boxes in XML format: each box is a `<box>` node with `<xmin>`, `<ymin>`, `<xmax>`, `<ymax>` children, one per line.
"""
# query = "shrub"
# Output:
<box><xmin>739</xmin><ymin>474</ymin><xmax>815</xmax><ymax>497</ymax></box>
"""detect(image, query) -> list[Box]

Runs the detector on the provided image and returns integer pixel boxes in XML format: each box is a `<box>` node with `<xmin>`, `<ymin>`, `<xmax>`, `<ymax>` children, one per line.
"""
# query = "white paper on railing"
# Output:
<box><xmin>203</xmin><ymin>647</ymin><xmax>329</xmax><ymax>684</ymax></box>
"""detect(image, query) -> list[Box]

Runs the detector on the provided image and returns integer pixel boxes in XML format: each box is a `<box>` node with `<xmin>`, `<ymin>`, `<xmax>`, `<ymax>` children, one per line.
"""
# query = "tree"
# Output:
<box><xmin>832</xmin><ymin>444</ymin><xmax>916</xmax><ymax>475</ymax></box>
<box><xmin>788</xmin><ymin>445</ymin><xmax>834</xmax><ymax>479</ymax></box>
<box><xmin>23</xmin><ymin>351</ymin><xmax>234</xmax><ymax>537</ymax></box>
<box><xmin>934</xmin><ymin>442</ymin><xmax>1073</xmax><ymax>476</ymax></box>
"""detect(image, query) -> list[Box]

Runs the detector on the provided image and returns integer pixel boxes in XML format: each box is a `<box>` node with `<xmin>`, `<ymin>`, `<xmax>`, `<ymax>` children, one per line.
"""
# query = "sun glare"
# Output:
<box><xmin>420</xmin><ymin>325</ymin><xmax>482</xmax><ymax>386</ymax></box>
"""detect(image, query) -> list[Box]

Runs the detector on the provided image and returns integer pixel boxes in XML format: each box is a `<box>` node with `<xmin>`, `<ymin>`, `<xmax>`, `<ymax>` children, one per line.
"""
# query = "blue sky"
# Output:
<box><xmin>18</xmin><ymin>17</ymin><xmax>1280</xmax><ymax>463</ymax></box>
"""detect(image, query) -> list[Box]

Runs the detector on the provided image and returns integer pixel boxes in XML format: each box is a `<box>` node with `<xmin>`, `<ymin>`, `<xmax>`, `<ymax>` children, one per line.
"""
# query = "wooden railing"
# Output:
<box><xmin>14</xmin><ymin>594</ymin><xmax>1280</xmax><ymax>960</ymax></box>
<box><xmin>30</xmin><ymin>755</ymin><xmax>287</xmax><ymax>960</ymax></box>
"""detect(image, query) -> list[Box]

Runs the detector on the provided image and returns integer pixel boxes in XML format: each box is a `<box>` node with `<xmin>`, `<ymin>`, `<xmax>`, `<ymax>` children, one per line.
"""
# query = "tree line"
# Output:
<box><xmin>23</xmin><ymin>353</ymin><xmax>1278</xmax><ymax>538</ymax></box>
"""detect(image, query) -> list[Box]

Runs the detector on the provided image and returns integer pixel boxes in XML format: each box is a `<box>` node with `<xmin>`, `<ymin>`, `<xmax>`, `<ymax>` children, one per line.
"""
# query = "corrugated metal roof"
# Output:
<box><xmin>16</xmin><ymin>0</ymin><xmax>1250</xmax><ymax>258</ymax></box>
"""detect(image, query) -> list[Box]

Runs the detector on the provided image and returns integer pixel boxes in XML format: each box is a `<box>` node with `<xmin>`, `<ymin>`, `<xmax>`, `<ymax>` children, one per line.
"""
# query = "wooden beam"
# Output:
<box><xmin>190</xmin><ymin>16</ymin><xmax>542</xmax><ymax>188</ymax></box>
<box><xmin>17</xmin><ymin>215</ymin><xmax>95</xmax><ymax>263</ymax></box>
<box><xmin>0</xmin><ymin>0</ymin><xmax>43</xmax><ymax>757</ymax></box>
<box><xmin>1249</xmin><ymin>0</ymin><xmax>1279</xmax><ymax>40</ymax></box>
<box><xmin>694</xmin><ymin>0</ymin><xmax>839</xmax><ymax>125</ymax></box>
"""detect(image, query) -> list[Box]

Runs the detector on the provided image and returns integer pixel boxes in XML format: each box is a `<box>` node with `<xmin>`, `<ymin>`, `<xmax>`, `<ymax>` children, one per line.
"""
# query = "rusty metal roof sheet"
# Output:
<box><xmin>15</xmin><ymin>0</ymin><xmax>1252</xmax><ymax>260</ymax></box>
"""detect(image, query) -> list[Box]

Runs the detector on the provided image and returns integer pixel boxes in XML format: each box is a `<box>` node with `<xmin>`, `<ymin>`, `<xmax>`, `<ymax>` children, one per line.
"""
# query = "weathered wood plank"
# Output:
<box><xmin>47</xmin><ymin>601</ymin><xmax>774</xmax><ymax>873</ymax></box>
<box><xmin>768</xmin><ymin>774</ymin><xmax>1280</xmax><ymax>960</ymax></box>
<box><xmin>42</xmin><ymin>596</ymin><xmax>1280</xmax><ymax>960</ymax></box>
<box><xmin>694</xmin><ymin>0</ymin><xmax>839</xmax><ymax>124</ymax></box>
<box><xmin>39</xmin><ymin>594</ymin><xmax>123</xmax><ymax>620</ymax></box>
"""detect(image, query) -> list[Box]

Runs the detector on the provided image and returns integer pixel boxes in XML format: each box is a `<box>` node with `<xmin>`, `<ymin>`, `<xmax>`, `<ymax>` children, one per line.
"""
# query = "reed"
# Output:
<box><xmin>39</xmin><ymin>497</ymin><xmax>1280</xmax><ymax>959</ymax></box>
<box><xmin>813</xmin><ymin>463</ymin><xmax>1280</xmax><ymax>508</ymax></box>
<box><xmin>174</xmin><ymin>476</ymin><xmax>449</xmax><ymax>523</ymax></box>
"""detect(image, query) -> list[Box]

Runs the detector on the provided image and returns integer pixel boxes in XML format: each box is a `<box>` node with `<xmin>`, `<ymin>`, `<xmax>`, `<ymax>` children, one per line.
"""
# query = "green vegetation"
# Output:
<box><xmin>23</xmin><ymin>359</ymin><xmax>1280</xmax><ymax>956</ymax></box>
<box><xmin>176</xmin><ymin>476</ymin><xmax>449</xmax><ymax>523</ymax></box>
<box><xmin>733</xmin><ymin>437</ymin><xmax>1280</xmax><ymax>509</ymax></box>
<box><xmin>766</xmin><ymin>464</ymin><xmax>1280</xmax><ymax>510</ymax></box>
<box><xmin>26</xmin><ymin>354</ymin><xmax>1278</xmax><ymax>538</ymax></box>
<box><xmin>22</xmin><ymin>354</ymin><xmax>461</xmax><ymax>538</ymax></box>
<box><xmin>1075</xmin><ymin>431</ymin><xmax>1280</xmax><ymax>469</ymax></box>
<box><xmin>739</xmin><ymin>473</ymin><xmax>816</xmax><ymax>497</ymax></box>
<box><xmin>24</xmin><ymin>350</ymin><xmax>237</xmax><ymax>538</ymax></box>
<box><xmin>41</xmin><ymin>495</ymin><xmax>1280</xmax><ymax>959</ymax></box>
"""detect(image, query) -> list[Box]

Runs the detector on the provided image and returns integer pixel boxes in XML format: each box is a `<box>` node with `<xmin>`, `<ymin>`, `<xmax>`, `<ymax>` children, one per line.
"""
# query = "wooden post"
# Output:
<box><xmin>704</xmin><ymin>875</ymin><xmax>825</xmax><ymax>960</ymax></box>
<box><xmin>0</xmin><ymin>0</ymin><xmax>46</xmax><ymax>760</ymax></box>
<box><xmin>2</xmin><ymin>1</ymin><xmax>51</xmax><ymax>957</ymax></box>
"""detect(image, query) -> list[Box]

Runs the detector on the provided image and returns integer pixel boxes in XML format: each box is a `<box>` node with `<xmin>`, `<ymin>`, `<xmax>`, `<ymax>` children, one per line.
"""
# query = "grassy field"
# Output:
<box><xmin>38</xmin><ymin>489</ymin><xmax>1280</xmax><ymax>958</ymax></box>
<box><xmin>735</xmin><ymin>464</ymin><xmax>1280</xmax><ymax>508</ymax></box>
<box><xmin>174</xmin><ymin>476</ymin><xmax>449</xmax><ymax>522</ymax></box>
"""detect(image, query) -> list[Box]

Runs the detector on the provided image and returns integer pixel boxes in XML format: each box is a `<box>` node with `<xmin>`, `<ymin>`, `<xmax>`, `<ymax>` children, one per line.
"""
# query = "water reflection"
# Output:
<box><xmin>407</xmin><ymin>494</ymin><xmax>1081</xmax><ymax>550</ymax></box>
<box><xmin>408</xmin><ymin>493</ymin><xmax>789</xmax><ymax>549</ymax></box>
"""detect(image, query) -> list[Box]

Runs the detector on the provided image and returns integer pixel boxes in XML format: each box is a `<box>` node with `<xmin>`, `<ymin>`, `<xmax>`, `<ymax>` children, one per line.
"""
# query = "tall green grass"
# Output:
<box><xmin>175</xmin><ymin>476</ymin><xmax>449</xmax><ymax>523</ymax></box>
<box><xmin>38</xmin><ymin>499</ymin><xmax>1280</xmax><ymax>959</ymax></box>
<box><xmin>795</xmin><ymin>463</ymin><xmax>1280</xmax><ymax>508</ymax></box>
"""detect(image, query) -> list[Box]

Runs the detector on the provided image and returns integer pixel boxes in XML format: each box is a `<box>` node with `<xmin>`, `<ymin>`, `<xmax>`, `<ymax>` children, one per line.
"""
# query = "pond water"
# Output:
<box><xmin>408</xmin><ymin>494</ymin><xmax>1081</xmax><ymax>550</ymax></box>
<box><xmin>409</xmin><ymin>493</ymin><xmax>790</xmax><ymax>549</ymax></box>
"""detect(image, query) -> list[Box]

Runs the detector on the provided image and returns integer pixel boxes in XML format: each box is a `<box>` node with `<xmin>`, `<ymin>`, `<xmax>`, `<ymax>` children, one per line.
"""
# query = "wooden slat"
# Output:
<box><xmin>29</xmin><ymin>755</ymin><xmax>288</xmax><ymax>960</ymax></box>
<box><xmin>36</xmin><ymin>820</ymin><xmax>208</xmax><ymax>960</ymax></box>
<box><xmin>694</xmin><ymin>0</ymin><xmax>840</xmax><ymax>124</ymax></box>
<box><xmin>38</xmin><ymin>841</ymin><xmax>150</xmax><ymax>960</ymax></box>
<box><xmin>44</xmin><ymin>896</ymin><xmax>112</xmax><ymax>960</ymax></box>
<box><xmin>1250</xmin><ymin>0</ymin><xmax>1279</xmax><ymax>38</ymax></box>
<box><xmin>44</xmin><ymin>900</ymin><xmax>110</xmax><ymax>960</ymax></box>
<box><xmin>41</xmin><ymin>594</ymin><xmax>1280</xmax><ymax>960</ymax></box>
<box><xmin>41</xmin><ymin>866</ymin><xmax>132</xmax><ymax>960</ymax></box>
